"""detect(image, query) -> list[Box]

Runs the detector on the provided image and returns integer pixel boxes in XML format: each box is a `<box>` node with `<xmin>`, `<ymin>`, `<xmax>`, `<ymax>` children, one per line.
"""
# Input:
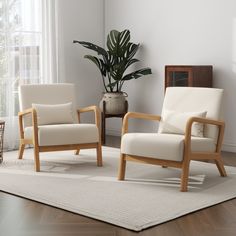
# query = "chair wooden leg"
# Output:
<box><xmin>215</xmin><ymin>157</ymin><xmax>227</xmax><ymax>177</ymax></box>
<box><xmin>74</xmin><ymin>149</ymin><xmax>80</xmax><ymax>155</ymax></box>
<box><xmin>18</xmin><ymin>143</ymin><xmax>25</xmax><ymax>159</ymax></box>
<box><xmin>101</xmin><ymin>111</ymin><xmax>106</xmax><ymax>145</ymax></box>
<box><xmin>34</xmin><ymin>146</ymin><xmax>40</xmax><ymax>172</ymax></box>
<box><xmin>180</xmin><ymin>161</ymin><xmax>190</xmax><ymax>192</ymax></box>
<box><xmin>118</xmin><ymin>154</ymin><xmax>126</xmax><ymax>180</ymax></box>
<box><xmin>96</xmin><ymin>144</ymin><xmax>103</xmax><ymax>167</ymax></box>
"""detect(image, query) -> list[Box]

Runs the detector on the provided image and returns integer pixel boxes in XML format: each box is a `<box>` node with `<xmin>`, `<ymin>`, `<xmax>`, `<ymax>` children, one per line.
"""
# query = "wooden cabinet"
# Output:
<box><xmin>165</xmin><ymin>65</ymin><xmax>213</xmax><ymax>90</ymax></box>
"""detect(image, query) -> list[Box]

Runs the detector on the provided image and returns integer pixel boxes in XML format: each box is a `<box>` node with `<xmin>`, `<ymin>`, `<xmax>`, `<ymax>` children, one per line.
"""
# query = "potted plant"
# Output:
<box><xmin>73</xmin><ymin>29</ymin><xmax>152</xmax><ymax>114</ymax></box>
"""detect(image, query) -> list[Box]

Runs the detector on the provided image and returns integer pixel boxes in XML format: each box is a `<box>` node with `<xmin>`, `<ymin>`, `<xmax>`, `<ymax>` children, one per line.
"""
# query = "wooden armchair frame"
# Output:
<box><xmin>18</xmin><ymin>106</ymin><xmax>102</xmax><ymax>172</ymax></box>
<box><xmin>118</xmin><ymin>112</ymin><xmax>227</xmax><ymax>192</ymax></box>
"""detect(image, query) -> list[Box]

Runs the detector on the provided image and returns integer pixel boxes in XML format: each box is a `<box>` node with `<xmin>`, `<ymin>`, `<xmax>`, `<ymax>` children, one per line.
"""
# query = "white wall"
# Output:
<box><xmin>105</xmin><ymin>0</ymin><xmax>236</xmax><ymax>152</ymax></box>
<box><xmin>57</xmin><ymin>0</ymin><xmax>104</xmax><ymax>122</ymax></box>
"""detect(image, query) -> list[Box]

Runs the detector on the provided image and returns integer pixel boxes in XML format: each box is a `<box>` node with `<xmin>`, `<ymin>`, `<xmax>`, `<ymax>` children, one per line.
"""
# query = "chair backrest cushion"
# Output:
<box><xmin>32</xmin><ymin>102</ymin><xmax>74</xmax><ymax>125</ymax></box>
<box><xmin>19</xmin><ymin>83</ymin><xmax>77</xmax><ymax>127</ymax></box>
<box><xmin>158</xmin><ymin>87</ymin><xmax>223</xmax><ymax>140</ymax></box>
<box><xmin>159</xmin><ymin>110</ymin><xmax>207</xmax><ymax>137</ymax></box>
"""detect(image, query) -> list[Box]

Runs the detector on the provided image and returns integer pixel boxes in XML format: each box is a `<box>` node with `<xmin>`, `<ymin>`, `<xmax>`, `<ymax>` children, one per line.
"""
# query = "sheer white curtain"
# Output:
<box><xmin>0</xmin><ymin>0</ymin><xmax>58</xmax><ymax>150</ymax></box>
<box><xmin>41</xmin><ymin>0</ymin><xmax>58</xmax><ymax>84</ymax></box>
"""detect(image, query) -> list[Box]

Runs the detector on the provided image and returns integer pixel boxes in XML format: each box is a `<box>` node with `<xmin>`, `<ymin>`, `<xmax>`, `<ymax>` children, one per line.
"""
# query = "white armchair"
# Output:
<box><xmin>18</xmin><ymin>83</ymin><xmax>102</xmax><ymax>172</ymax></box>
<box><xmin>118</xmin><ymin>87</ymin><xmax>227</xmax><ymax>192</ymax></box>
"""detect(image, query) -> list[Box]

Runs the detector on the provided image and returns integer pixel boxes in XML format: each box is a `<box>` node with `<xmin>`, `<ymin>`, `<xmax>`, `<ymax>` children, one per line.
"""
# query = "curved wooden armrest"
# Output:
<box><xmin>122</xmin><ymin>112</ymin><xmax>161</xmax><ymax>135</ymax></box>
<box><xmin>18</xmin><ymin>108</ymin><xmax>34</xmax><ymax>117</ymax></box>
<box><xmin>77</xmin><ymin>106</ymin><xmax>99</xmax><ymax>113</ymax></box>
<box><xmin>185</xmin><ymin>117</ymin><xmax>225</xmax><ymax>153</ymax></box>
<box><xmin>77</xmin><ymin>106</ymin><xmax>101</xmax><ymax>128</ymax></box>
<box><xmin>18</xmin><ymin>108</ymin><xmax>38</xmax><ymax>126</ymax></box>
<box><xmin>18</xmin><ymin>108</ymin><xmax>38</xmax><ymax>140</ymax></box>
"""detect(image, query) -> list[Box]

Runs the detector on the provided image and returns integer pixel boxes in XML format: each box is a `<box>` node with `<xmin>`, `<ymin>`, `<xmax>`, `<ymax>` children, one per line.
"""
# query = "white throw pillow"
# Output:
<box><xmin>32</xmin><ymin>103</ymin><xmax>74</xmax><ymax>125</ymax></box>
<box><xmin>158</xmin><ymin>110</ymin><xmax>207</xmax><ymax>137</ymax></box>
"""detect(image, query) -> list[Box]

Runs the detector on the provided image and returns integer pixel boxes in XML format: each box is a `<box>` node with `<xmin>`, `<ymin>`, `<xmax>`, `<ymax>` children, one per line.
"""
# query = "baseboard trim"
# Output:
<box><xmin>222</xmin><ymin>142</ymin><xmax>236</xmax><ymax>153</ymax></box>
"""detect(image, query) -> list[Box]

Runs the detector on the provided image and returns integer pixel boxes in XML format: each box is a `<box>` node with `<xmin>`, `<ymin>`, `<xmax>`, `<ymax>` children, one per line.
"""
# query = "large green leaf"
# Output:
<box><xmin>74</xmin><ymin>40</ymin><xmax>112</xmax><ymax>69</ymax></box>
<box><xmin>124</xmin><ymin>58</ymin><xmax>139</xmax><ymax>70</ymax></box>
<box><xmin>107</xmin><ymin>30</ymin><xmax>130</xmax><ymax>57</ymax></box>
<box><xmin>106</xmin><ymin>52</ymin><xmax>115</xmax><ymax>71</ymax></box>
<box><xmin>122</xmin><ymin>68</ymin><xmax>152</xmax><ymax>81</ymax></box>
<box><xmin>73</xmin><ymin>40</ymin><xmax>108</xmax><ymax>57</ymax></box>
<box><xmin>84</xmin><ymin>55</ymin><xmax>106</xmax><ymax>76</ymax></box>
<box><xmin>125</xmin><ymin>43</ymin><xmax>139</xmax><ymax>60</ymax></box>
<box><xmin>110</xmin><ymin>60</ymin><xmax>127</xmax><ymax>81</ymax></box>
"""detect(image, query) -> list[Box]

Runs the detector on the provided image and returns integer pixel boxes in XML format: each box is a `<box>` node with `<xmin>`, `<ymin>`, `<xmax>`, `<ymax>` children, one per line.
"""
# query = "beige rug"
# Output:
<box><xmin>0</xmin><ymin>147</ymin><xmax>236</xmax><ymax>231</ymax></box>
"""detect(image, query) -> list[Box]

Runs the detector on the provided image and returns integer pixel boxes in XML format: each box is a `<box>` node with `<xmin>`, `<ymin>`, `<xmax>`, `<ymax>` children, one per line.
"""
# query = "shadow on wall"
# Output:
<box><xmin>215</xmin><ymin>18</ymin><xmax>236</xmax><ymax>150</ymax></box>
<box><xmin>122</xmin><ymin>48</ymin><xmax>162</xmax><ymax>133</ymax></box>
<box><xmin>129</xmin><ymin>44</ymin><xmax>161</xmax><ymax>113</ymax></box>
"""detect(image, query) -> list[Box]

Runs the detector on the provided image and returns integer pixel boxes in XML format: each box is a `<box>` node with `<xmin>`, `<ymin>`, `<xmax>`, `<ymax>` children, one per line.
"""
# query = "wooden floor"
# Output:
<box><xmin>1</xmin><ymin>135</ymin><xmax>236</xmax><ymax>236</ymax></box>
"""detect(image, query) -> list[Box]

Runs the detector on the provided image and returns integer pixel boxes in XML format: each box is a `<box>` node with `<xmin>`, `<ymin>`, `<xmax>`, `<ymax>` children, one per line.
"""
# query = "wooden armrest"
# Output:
<box><xmin>186</xmin><ymin>117</ymin><xmax>225</xmax><ymax>128</ymax></box>
<box><xmin>122</xmin><ymin>112</ymin><xmax>161</xmax><ymax>135</ymax></box>
<box><xmin>77</xmin><ymin>106</ymin><xmax>101</xmax><ymax>128</ymax></box>
<box><xmin>77</xmin><ymin>106</ymin><xmax>99</xmax><ymax>113</ymax></box>
<box><xmin>185</xmin><ymin>117</ymin><xmax>225</xmax><ymax>153</ymax></box>
<box><xmin>18</xmin><ymin>108</ymin><xmax>34</xmax><ymax>117</ymax></box>
<box><xmin>18</xmin><ymin>108</ymin><xmax>38</xmax><ymax>140</ymax></box>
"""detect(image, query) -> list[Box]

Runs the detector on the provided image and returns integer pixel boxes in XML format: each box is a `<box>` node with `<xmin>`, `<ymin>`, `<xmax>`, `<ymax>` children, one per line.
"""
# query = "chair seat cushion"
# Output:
<box><xmin>24</xmin><ymin>124</ymin><xmax>99</xmax><ymax>146</ymax></box>
<box><xmin>121</xmin><ymin>133</ymin><xmax>216</xmax><ymax>162</ymax></box>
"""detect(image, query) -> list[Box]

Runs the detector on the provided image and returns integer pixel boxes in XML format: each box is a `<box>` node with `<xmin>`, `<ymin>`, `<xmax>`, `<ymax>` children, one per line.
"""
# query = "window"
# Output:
<box><xmin>0</xmin><ymin>0</ymin><xmax>42</xmax><ymax>117</ymax></box>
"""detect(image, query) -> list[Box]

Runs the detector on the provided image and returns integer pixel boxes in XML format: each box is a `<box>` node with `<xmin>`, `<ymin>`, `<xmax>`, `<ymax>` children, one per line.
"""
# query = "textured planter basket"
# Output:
<box><xmin>100</xmin><ymin>92</ymin><xmax>128</xmax><ymax>115</ymax></box>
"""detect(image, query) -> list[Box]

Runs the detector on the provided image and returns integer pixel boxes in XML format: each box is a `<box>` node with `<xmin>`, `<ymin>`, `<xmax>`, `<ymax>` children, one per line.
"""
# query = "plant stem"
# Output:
<box><xmin>107</xmin><ymin>73</ymin><xmax>113</xmax><ymax>92</ymax></box>
<box><xmin>119</xmin><ymin>80</ymin><xmax>125</xmax><ymax>91</ymax></box>
<box><xmin>102</xmin><ymin>75</ymin><xmax>108</xmax><ymax>92</ymax></box>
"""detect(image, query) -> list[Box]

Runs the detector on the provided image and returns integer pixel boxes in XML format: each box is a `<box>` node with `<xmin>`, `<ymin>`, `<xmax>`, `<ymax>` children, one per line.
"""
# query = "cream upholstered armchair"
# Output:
<box><xmin>18</xmin><ymin>83</ymin><xmax>102</xmax><ymax>172</ymax></box>
<box><xmin>118</xmin><ymin>87</ymin><xmax>227</xmax><ymax>192</ymax></box>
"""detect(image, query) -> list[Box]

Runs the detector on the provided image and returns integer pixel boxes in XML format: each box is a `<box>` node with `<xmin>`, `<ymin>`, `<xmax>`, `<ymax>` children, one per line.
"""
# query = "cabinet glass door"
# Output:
<box><xmin>169</xmin><ymin>71</ymin><xmax>189</xmax><ymax>86</ymax></box>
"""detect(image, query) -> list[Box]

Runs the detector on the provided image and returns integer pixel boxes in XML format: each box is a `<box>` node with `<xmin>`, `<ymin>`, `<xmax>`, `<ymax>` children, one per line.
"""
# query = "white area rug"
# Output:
<box><xmin>1</xmin><ymin>147</ymin><xmax>236</xmax><ymax>231</ymax></box>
